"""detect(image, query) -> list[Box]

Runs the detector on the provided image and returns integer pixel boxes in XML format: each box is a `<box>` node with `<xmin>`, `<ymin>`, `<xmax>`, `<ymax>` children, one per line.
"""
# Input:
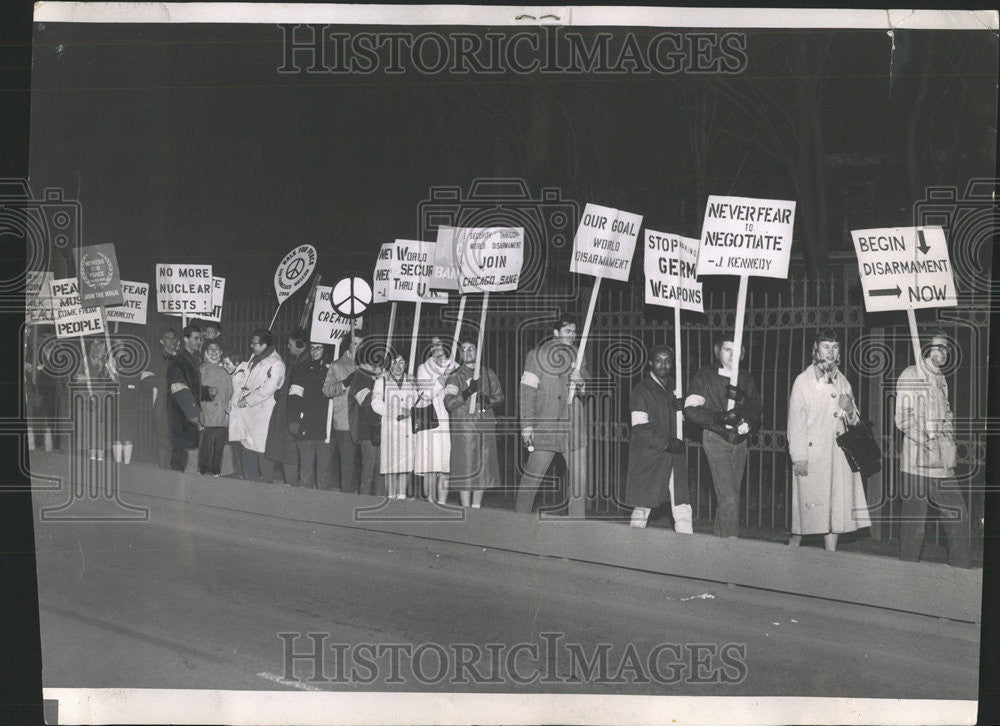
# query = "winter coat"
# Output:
<box><xmin>286</xmin><ymin>357</ymin><xmax>332</xmax><ymax>441</ymax></box>
<box><xmin>518</xmin><ymin>338</ymin><xmax>590</xmax><ymax>453</ymax></box>
<box><xmin>228</xmin><ymin>349</ymin><xmax>285</xmax><ymax>453</ymax></box>
<box><xmin>624</xmin><ymin>373</ymin><xmax>690</xmax><ymax>509</ymax></box>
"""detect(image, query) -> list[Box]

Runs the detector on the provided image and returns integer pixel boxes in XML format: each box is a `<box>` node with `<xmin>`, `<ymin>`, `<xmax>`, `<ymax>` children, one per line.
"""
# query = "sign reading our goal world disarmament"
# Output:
<box><xmin>644</xmin><ymin>229</ymin><xmax>704</xmax><ymax>313</ymax></box>
<box><xmin>851</xmin><ymin>226</ymin><xmax>957</xmax><ymax>312</ymax></box>
<box><xmin>311</xmin><ymin>285</ymin><xmax>362</xmax><ymax>345</ymax></box>
<box><xmin>49</xmin><ymin>277</ymin><xmax>105</xmax><ymax>338</ymax></box>
<box><xmin>570</xmin><ymin>203</ymin><xmax>643</xmax><ymax>281</ymax></box>
<box><xmin>104</xmin><ymin>280</ymin><xmax>149</xmax><ymax>325</ymax></box>
<box><xmin>697</xmin><ymin>195</ymin><xmax>796</xmax><ymax>279</ymax></box>
<box><xmin>156</xmin><ymin>264</ymin><xmax>213</xmax><ymax>313</ymax></box>
<box><xmin>458</xmin><ymin>227</ymin><xmax>524</xmax><ymax>293</ymax></box>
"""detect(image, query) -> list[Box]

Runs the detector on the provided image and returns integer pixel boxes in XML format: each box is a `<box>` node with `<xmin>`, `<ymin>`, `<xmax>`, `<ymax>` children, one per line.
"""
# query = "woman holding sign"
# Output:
<box><xmin>414</xmin><ymin>338</ymin><xmax>457</xmax><ymax>505</ymax></box>
<box><xmin>787</xmin><ymin>329</ymin><xmax>871</xmax><ymax>550</ymax></box>
<box><xmin>371</xmin><ymin>352</ymin><xmax>419</xmax><ymax>499</ymax></box>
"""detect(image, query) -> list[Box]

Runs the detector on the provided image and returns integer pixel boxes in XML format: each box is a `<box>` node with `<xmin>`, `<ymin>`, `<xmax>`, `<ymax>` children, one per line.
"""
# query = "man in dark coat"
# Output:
<box><xmin>141</xmin><ymin>329</ymin><xmax>179</xmax><ymax>468</ymax></box>
<box><xmin>286</xmin><ymin>342</ymin><xmax>334</xmax><ymax>489</ymax></box>
<box><xmin>166</xmin><ymin>325</ymin><xmax>204</xmax><ymax>472</ymax></box>
<box><xmin>624</xmin><ymin>344</ymin><xmax>692</xmax><ymax>532</ymax></box>
<box><xmin>684</xmin><ymin>334</ymin><xmax>762</xmax><ymax>538</ymax></box>
<box><xmin>514</xmin><ymin>313</ymin><xmax>591</xmax><ymax>519</ymax></box>
<box><xmin>347</xmin><ymin>341</ymin><xmax>385</xmax><ymax>497</ymax></box>
<box><xmin>265</xmin><ymin>327</ymin><xmax>308</xmax><ymax>485</ymax></box>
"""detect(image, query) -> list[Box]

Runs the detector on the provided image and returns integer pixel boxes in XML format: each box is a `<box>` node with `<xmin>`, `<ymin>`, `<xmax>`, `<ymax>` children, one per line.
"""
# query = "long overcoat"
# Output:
<box><xmin>229</xmin><ymin>349</ymin><xmax>285</xmax><ymax>454</ymax></box>
<box><xmin>624</xmin><ymin>373</ymin><xmax>690</xmax><ymax>508</ymax></box>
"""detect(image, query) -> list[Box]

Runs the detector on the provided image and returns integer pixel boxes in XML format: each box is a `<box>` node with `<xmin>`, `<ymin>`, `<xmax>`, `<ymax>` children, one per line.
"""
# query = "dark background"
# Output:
<box><xmin>3</xmin><ymin>2</ymin><xmax>999</xmax><ymax>725</ymax></box>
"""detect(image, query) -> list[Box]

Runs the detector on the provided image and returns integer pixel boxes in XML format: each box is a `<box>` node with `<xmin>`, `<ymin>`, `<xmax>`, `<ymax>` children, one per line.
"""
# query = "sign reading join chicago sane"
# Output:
<box><xmin>458</xmin><ymin>227</ymin><xmax>524</xmax><ymax>293</ymax></box>
<box><xmin>697</xmin><ymin>195</ymin><xmax>796</xmax><ymax>279</ymax></box>
<box><xmin>570</xmin><ymin>203</ymin><xmax>643</xmax><ymax>282</ymax></box>
<box><xmin>644</xmin><ymin>229</ymin><xmax>704</xmax><ymax>313</ymax></box>
<box><xmin>851</xmin><ymin>226</ymin><xmax>957</xmax><ymax>312</ymax></box>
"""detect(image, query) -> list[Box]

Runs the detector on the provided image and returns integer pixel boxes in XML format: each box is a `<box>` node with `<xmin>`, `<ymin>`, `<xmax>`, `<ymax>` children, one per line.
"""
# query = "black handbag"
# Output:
<box><xmin>411</xmin><ymin>393</ymin><xmax>439</xmax><ymax>435</ymax></box>
<box><xmin>836</xmin><ymin>407</ymin><xmax>881</xmax><ymax>477</ymax></box>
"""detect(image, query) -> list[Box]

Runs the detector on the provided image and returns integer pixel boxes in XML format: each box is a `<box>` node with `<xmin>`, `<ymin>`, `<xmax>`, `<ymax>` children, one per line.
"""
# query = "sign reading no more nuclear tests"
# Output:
<box><xmin>851</xmin><ymin>226</ymin><xmax>957</xmax><ymax>312</ymax></box>
<box><xmin>570</xmin><ymin>203</ymin><xmax>643</xmax><ymax>282</ymax></box>
<box><xmin>697</xmin><ymin>195</ymin><xmax>796</xmax><ymax>279</ymax></box>
<box><xmin>156</xmin><ymin>264</ymin><xmax>214</xmax><ymax>314</ymax></box>
<box><xmin>644</xmin><ymin>230</ymin><xmax>704</xmax><ymax>313</ymax></box>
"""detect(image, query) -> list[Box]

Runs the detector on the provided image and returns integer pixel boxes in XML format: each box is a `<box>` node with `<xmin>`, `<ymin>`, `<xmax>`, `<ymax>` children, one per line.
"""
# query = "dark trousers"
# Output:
<box><xmin>514</xmin><ymin>446</ymin><xmax>588</xmax><ymax>518</ymax></box>
<box><xmin>243</xmin><ymin>449</ymin><xmax>264</xmax><ymax>481</ymax></box>
<box><xmin>198</xmin><ymin>427</ymin><xmax>228</xmax><ymax>475</ymax></box>
<box><xmin>703</xmin><ymin>430</ymin><xmax>748</xmax><ymax>538</ymax></box>
<box><xmin>170</xmin><ymin>447</ymin><xmax>190</xmax><ymax>472</ymax></box>
<box><xmin>899</xmin><ymin>472</ymin><xmax>972</xmax><ymax>568</ymax></box>
<box><xmin>228</xmin><ymin>442</ymin><xmax>246</xmax><ymax>478</ymax></box>
<box><xmin>297</xmin><ymin>439</ymin><xmax>334</xmax><ymax>489</ymax></box>
<box><xmin>331</xmin><ymin>430</ymin><xmax>360</xmax><ymax>492</ymax></box>
<box><xmin>358</xmin><ymin>440</ymin><xmax>385</xmax><ymax>497</ymax></box>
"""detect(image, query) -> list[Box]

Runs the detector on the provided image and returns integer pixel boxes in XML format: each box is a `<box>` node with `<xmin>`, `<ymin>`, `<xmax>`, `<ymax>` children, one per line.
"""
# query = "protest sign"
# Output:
<box><xmin>458</xmin><ymin>227</ymin><xmax>524</xmax><ymax>293</ymax></box>
<box><xmin>104</xmin><ymin>280</ymin><xmax>149</xmax><ymax>325</ymax></box>
<box><xmin>329</xmin><ymin>276</ymin><xmax>372</xmax><ymax>318</ymax></box>
<box><xmin>643</xmin><ymin>229</ymin><xmax>704</xmax><ymax>314</ymax></box>
<box><xmin>696</xmin><ymin>195</ymin><xmax>796</xmax><ymax>279</ymax></box>
<box><xmin>165</xmin><ymin>276</ymin><xmax>224</xmax><ymax>324</ymax></box>
<box><xmin>274</xmin><ymin>244</ymin><xmax>317</xmax><ymax>305</ymax></box>
<box><xmin>373</xmin><ymin>243</ymin><xmax>394</xmax><ymax>302</ymax></box>
<box><xmin>388</xmin><ymin>239</ymin><xmax>447</xmax><ymax>303</ymax></box>
<box><xmin>26</xmin><ymin>271</ymin><xmax>55</xmax><ymax>325</ymax></box>
<box><xmin>851</xmin><ymin>226</ymin><xmax>957</xmax><ymax>312</ymax></box>
<box><xmin>75</xmin><ymin>243</ymin><xmax>123</xmax><ymax>307</ymax></box>
<box><xmin>570</xmin><ymin>203</ymin><xmax>642</xmax><ymax>282</ymax></box>
<box><xmin>156</xmin><ymin>264</ymin><xmax>213</xmax><ymax>314</ymax></box>
<box><xmin>311</xmin><ymin>285</ymin><xmax>362</xmax><ymax>345</ymax></box>
<box><xmin>431</xmin><ymin>227</ymin><xmax>462</xmax><ymax>291</ymax></box>
<box><xmin>50</xmin><ymin>277</ymin><xmax>105</xmax><ymax>338</ymax></box>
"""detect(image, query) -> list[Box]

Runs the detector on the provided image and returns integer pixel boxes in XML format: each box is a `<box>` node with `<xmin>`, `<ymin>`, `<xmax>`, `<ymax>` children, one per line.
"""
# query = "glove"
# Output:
<box><xmin>665</xmin><ymin>439</ymin><xmax>685</xmax><ymax>454</ymax></box>
<box><xmin>288</xmin><ymin>421</ymin><xmax>300</xmax><ymax>435</ymax></box>
<box><xmin>462</xmin><ymin>377</ymin><xmax>479</xmax><ymax>400</ymax></box>
<box><xmin>671</xmin><ymin>396</ymin><xmax>685</xmax><ymax>412</ymax></box>
<box><xmin>720</xmin><ymin>407</ymin><xmax>744</xmax><ymax>428</ymax></box>
<box><xmin>726</xmin><ymin>384</ymin><xmax>746</xmax><ymax>404</ymax></box>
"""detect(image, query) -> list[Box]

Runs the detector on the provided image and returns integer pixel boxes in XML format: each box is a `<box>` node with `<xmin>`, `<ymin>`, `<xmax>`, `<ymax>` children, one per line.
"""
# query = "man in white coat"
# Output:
<box><xmin>229</xmin><ymin>328</ymin><xmax>286</xmax><ymax>482</ymax></box>
<box><xmin>787</xmin><ymin>329</ymin><xmax>871</xmax><ymax>551</ymax></box>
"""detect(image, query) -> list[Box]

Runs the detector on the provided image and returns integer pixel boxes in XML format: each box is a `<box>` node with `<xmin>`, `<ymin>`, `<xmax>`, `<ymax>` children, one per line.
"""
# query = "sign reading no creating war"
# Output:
<box><xmin>644</xmin><ymin>229</ymin><xmax>704</xmax><ymax>313</ymax></box>
<box><xmin>570</xmin><ymin>203</ymin><xmax>643</xmax><ymax>281</ymax></box>
<box><xmin>851</xmin><ymin>226</ymin><xmax>957</xmax><ymax>312</ymax></box>
<box><xmin>311</xmin><ymin>285</ymin><xmax>362</xmax><ymax>345</ymax></box>
<box><xmin>156</xmin><ymin>264</ymin><xmax>213</xmax><ymax>314</ymax></box>
<box><xmin>373</xmin><ymin>243</ymin><xmax>394</xmax><ymax>302</ymax></box>
<box><xmin>697</xmin><ymin>195</ymin><xmax>796</xmax><ymax>279</ymax></box>
<box><xmin>388</xmin><ymin>239</ymin><xmax>448</xmax><ymax>304</ymax></box>
<box><xmin>105</xmin><ymin>280</ymin><xmax>149</xmax><ymax>325</ymax></box>
<box><xmin>74</xmin><ymin>243</ymin><xmax>123</xmax><ymax>307</ymax></box>
<box><xmin>458</xmin><ymin>227</ymin><xmax>524</xmax><ymax>293</ymax></box>
<box><xmin>49</xmin><ymin>277</ymin><xmax>105</xmax><ymax>338</ymax></box>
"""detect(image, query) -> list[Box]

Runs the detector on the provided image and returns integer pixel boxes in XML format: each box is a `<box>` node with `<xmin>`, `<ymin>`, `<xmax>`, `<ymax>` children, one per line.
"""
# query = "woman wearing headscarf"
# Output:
<box><xmin>414</xmin><ymin>337</ymin><xmax>457</xmax><ymax>504</ymax></box>
<box><xmin>787</xmin><ymin>329</ymin><xmax>871</xmax><ymax>551</ymax></box>
<box><xmin>371</xmin><ymin>351</ymin><xmax>419</xmax><ymax>499</ymax></box>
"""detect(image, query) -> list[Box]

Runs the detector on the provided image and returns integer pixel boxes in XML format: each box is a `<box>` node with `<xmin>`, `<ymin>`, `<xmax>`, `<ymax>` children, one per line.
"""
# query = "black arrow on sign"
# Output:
<box><xmin>870</xmin><ymin>286</ymin><xmax>902</xmax><ymax>297</ymax></box>
<box><xmin>916</xmin><ymin>229</ymin><xmax>931</xmax><ymax>255</ymax></box>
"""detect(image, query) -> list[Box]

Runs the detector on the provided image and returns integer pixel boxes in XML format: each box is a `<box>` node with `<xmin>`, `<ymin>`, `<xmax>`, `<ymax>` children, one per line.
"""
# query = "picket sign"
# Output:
<box><xmin>434</xmin><ymin>227</ymin><xmax>467</xmax><ymax>367</ymax></box>
<box><xmin>269</xmin><ymin>245</ymin><xmax>317</xmax><ymax>330</ymax></box>
<box><xmin>408</xmin><ymin>300</ymin><xmax>422</xmax><ymax>376</ymax></box>
<box><xmin>469</xmin><ymin>291</ymin><xmax>490</xmax><ymax>414</ymax></box>
<box><xmin>568</xmin><ymin>203</ymin><xmax>643</xmax><ymax>403</ymax></box>
<box><xmin>697</xmin><ymin>195</ymin><xmax>796</xmax><ymax>412</ymax></box>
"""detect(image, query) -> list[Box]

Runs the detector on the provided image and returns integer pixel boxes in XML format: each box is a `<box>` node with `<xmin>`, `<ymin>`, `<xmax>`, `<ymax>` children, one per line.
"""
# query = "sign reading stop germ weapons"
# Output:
<box><xmin>644</xmin><ymin>229</ymin><xmax>704</xmax><ymax>313</ymax></box>
<box><xmin>851</xmin><ymin>226</ymin><xmax>957</xmax><ymax>312</ymax></box>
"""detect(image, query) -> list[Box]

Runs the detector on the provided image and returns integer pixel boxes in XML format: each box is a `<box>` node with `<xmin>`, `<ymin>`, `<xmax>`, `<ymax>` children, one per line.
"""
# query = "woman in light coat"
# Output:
<box><xmin>229</xmin><ymin>328</ymin><xmax>285</xmax><ymax>481</ymax></box>
<box><xmin>787</xmin><ymin>329</ymin><xmax>871</xmax><ymax>551</ymax></box>
<box><xmin>371</xmin><ymin>352</ymin><xmax>419</xmax><ymax>499</ymax></box>
<box><xmin>414</xmin><ymin>338</ymin><xmax>457</xmax><ymax>504</ymax></box>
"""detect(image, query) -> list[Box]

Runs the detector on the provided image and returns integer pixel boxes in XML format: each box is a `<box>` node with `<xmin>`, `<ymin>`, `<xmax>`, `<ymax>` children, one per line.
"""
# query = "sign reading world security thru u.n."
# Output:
<box><xmin>697</xmin><ymin>195</ymin><xmax>796</xmax><ymax>279</ymax></box>
<box><xmin>851</xmin><ymin>226</ymin><xmax>957</xmax><ymax>312</ymax></box>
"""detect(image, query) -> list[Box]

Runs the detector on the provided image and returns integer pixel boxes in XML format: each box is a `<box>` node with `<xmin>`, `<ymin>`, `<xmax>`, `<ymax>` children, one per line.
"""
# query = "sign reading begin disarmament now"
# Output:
<box><xmin>156</xmin><ymin>264</ymin><xmax>213</xmax><ymax>314</ymax></box>
<box><xmin>697</xmin><ymin>195</ymin><xmax>796</xmax><ymax>279</ymax></box>
<box><xmin>851</xmin><ymin>226</ymin><xmax>957</xmax><ymax>312</ymax></box>
<box><xmin>570</xmin><ymin>203</ymin><xmax>643</xmax><ymax>282</ymax></box>
<box><xmin>644</xmin><ymin>229</ymin><xmax>704</xmax><ymax>313</ymax></box>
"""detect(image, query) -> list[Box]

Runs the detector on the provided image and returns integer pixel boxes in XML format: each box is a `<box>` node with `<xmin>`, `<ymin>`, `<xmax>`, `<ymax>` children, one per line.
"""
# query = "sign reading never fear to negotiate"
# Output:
<box><xmin>373</xmin><ymin>243</ymin><xmax>394</xmax><ymax>302</ymax></box>
<box><xmin>644</xmin><ymin>229</ymin><xmax>704</xmax><ymax>313</ymax></box>
<box><xmin>697</xmin><ymin>195</ymin><xmax>796</xmax><ymax>279</ymax></box>
<box><xmin>570</xmin><ymin>203</ymin><xmax>643</xmax><ymax>281</ymax></box>
<box><xmin>311</xmin><ymin>285</ymin><xmax>362</xmax><ymax>345</ymax></box>
<box><xmin>851</xmin><ymin>226</ymin><xmax>957</xmax><ymax>312</ymax></box>
<box><xmin>458</xmin><ymin>227</ymin><xmax>524</xmax><ymax>293</ymax></box>
<box><xmin>156</xmin><ymin>264</ymin><xmax>213</xmax><ymax>314</ymax></box>
<box><xmin>104</xmin><ymin>280</ymin><xmax>149</xmax><ymax>325</ymax></box>
<box><xmin>49</xmin><ymin>277</ymin><xmax>105</xmax><ymax>338</ymax></box>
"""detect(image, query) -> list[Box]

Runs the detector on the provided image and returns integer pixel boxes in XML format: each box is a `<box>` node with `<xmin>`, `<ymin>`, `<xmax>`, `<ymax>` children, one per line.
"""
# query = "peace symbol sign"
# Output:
<box><xmin>286</xmin><ymin>256</ymin><xmax>306</xmax><ymax>280</ymax></box>
<box><xmin>330</xmin><ymin>276</ymin><xmax>373</xmax><ymax>318</ymax></box>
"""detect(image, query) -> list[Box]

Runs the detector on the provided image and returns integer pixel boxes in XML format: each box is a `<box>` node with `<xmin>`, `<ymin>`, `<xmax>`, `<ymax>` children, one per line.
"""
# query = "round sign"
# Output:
<box><xmin>274</xmin><ymin>244</ymin><xmax>317</xmax><ymax>303</ymax></box>
<box><xmin>329</xmin><ymin>276</ymin><xmax>373</xmax><ymax>318</ymax></box>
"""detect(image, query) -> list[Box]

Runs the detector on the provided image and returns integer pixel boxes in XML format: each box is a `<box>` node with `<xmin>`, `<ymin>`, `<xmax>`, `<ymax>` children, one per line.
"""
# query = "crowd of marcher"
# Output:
<box><xmin>28</xmin><ymin>314</ymin><xmax>972</xmax><ymax>567</ymax></box>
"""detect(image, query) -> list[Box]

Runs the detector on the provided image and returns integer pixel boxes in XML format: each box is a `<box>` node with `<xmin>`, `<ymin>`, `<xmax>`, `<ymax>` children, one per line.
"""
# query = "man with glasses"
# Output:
<box><xmin>893</xmin><ymin>327</ymin><xmax>971</xmax><ymax>567</ymax></box>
